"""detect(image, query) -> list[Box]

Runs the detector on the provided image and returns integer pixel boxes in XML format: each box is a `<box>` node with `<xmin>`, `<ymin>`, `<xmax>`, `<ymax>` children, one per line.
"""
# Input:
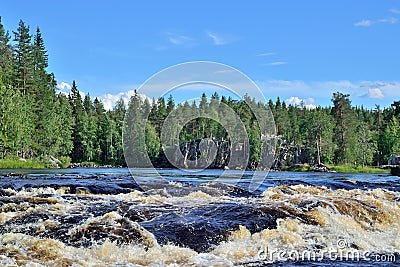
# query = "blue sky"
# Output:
<box><xmin>2</xmin><ymin>0</ymin><xmax>400</xmax><ymax>109</ymax></box>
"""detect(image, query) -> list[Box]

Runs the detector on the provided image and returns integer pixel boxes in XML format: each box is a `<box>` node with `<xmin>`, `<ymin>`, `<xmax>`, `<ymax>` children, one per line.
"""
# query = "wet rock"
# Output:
<box><xmin>0</xmin><ymin>188</ymin><xmax>12</xmax><ymax>196</ymax></box>
<box><xmin>313</xmin><ymin>164</ymin><xmax>331</xmax><ymax>172</ymax></box>
<box><xmin>66</xmin><ymin>212</ymin><xmax>157</xmax><ymax>248</ymax></box>
<box><xmin>140</xmin><ymin>203</ymin><xmax>291</xmax><ymax>252</ymax></box>
<box><xmin>74</xmin><ymin>187</ymin><xmax>91</xmax><ymax>195</ymax></box>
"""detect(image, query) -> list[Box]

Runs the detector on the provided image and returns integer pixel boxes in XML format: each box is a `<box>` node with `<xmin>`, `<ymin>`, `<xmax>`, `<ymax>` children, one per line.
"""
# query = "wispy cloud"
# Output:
<box><xmin>355</xmin><ymin>9</ymin><xmax>399</xmax><ymax>27</ymax></box>
<box><xmin>379</xmin><ymin>17</ymin><xmax>398</xmax><ymax>24</ymax></box>
<box><xmin>257</xmin><ymin>52</ymin><xmax>275</xmax><ymax>57</ymax></box>
<box><xmin>206</xmin><ymin>31</ymin><xmax>229</xmax><ymax>45</ymax></box>
<box><xmin>256</xmin><ymin>80</ymin><xmax>400</xmax><ymax>104</ymax></box>
<box><xmin>268</xmin><ymin>61</ymin><xmax>288</xmax><ymax>66</ymax></box>
<box><xmin>354</xmin><ymin>20</ymin><xmax>373</xmax><ymax>27</ymax></box>
<box><xmin>164</xmin><ymin>32</ymin><xmax>192</xmax><ymax>45</ymax></box>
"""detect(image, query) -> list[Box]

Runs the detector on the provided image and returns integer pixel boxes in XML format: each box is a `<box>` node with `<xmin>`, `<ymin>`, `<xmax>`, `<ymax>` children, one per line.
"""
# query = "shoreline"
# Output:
<box><xmin>0</xmin><ymin>159</ymin><xmax>391</xmax><ymax>174</ymax></box>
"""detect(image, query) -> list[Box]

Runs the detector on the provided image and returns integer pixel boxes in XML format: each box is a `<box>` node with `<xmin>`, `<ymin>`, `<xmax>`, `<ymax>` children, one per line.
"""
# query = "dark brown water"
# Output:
<box><xmin>0</xmin><ymin>168</ymin><xmax>399</xmax><ymax>266</ymax></box>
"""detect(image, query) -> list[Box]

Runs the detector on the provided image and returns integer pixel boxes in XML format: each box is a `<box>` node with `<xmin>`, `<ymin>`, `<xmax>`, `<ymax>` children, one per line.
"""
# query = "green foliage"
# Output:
<box><xmin>58</xmin><ymin>156</ymin><xmax>71</xmax><ymax>169</ymax></box>
<box><xmin>0</xmin><ymin>159</ymin><xmax>47</xmax><ymax>169</ymax></box>
<box><xmin>0</xmin><ymin>18</ymin><xmax>399</xmax><ymax>171</ymax></box>
<box><xmin>331</xmin><ymin>92</ymin><xmax>358</xmax><ymax>164</ymax></box>
<box><xmin>327</xmin><ymin>164</ymin><xmax>390</xmax><ymax>174</ymax></box>
<box><xmin>281</xmin><ymin>165</ymin><xmax>313</xmax><ymax>172</ymax></box>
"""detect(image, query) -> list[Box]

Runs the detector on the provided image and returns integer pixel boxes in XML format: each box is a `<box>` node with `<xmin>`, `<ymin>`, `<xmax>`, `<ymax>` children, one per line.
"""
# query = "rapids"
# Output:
<box><xmin>0</xmin><ymin>168</ymin><xmax>399</xmax><ymax>266</ymax></box>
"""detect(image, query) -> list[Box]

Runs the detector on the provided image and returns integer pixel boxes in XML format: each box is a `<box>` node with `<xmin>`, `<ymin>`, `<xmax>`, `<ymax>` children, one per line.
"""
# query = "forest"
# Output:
<box><xmin>1</xmin><ymin>19</ymin><xmax>400</xmax><ymax>169</ymax></box>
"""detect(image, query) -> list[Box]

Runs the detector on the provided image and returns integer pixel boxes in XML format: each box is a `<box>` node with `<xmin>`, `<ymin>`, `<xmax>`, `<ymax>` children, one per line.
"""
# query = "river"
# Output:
<box><xmin>0</xmin><ymin>168</ymin><xmax>399</xmax><ymax>266</ymax></box>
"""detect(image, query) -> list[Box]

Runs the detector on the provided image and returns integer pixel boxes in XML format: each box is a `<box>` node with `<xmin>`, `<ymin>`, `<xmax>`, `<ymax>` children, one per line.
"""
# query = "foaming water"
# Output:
<box><xmin>0</xmin><ymin>169</ymin><xmax>399</xmax><ymax>266</ymax></box>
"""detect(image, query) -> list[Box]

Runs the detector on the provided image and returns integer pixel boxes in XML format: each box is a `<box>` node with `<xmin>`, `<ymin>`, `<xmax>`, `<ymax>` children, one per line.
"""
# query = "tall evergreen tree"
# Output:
<box><xmin>0</xmin><ymin>17</ymin><xmax>13</xmax><ymax>84</ymax></box>
<box><xmin>69</xmin><ymin>81</ymin><xmax>85</xmax><ymax>162</ymax></box>
<box><xmin>31</xmin><ymin>27</ymin><xmax>58</xmax><ymax>156</ymax></box>
<box><xmin>55</xmin><ymin>94</ymin><xmax>74</xmax><ymax>157</ymax></box>
<box><xmin>13</xmin><ymin>20</ymin><xmax>33</xmax><ymax>95</ymax></box>
<box><xmin>166</xmin><ymin>94</ymin><xmax>175</xmax><ymax>114</ymax></box>
<box><xmin>0</xmin><ymin>75</ymin><xmax>25</xmax><ymax>157</ymax></box>
<box><xmin>331</xmin><ymin>92</ymin><xmax>358</xmax><ymax>164</ymax></box>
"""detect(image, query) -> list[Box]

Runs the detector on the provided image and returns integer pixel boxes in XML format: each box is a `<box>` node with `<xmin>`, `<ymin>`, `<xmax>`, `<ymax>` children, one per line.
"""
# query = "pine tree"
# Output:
<box><xmin>124</xmin><ymin>92</ymin><xmax>149</xmax><ymax>167</ymax></box>
<box><xmin>69</xmin><ymin>81</ymin><xmax>85</xmax><ymax>162</ymax></box>
<box><xmin>55</xmin><ymin>94</ymin><xmax>74</xmax><ymax>157</ymax></box>
<box><xmin>93</xmin><ymin>98</ymin><xmax>108</xmax><ymax>162</ymax></box>
<box><xmin>355</xmin><ymin>121</ymin><xmax>377</xmax><ymax>166</ymax></box>
<box><xmin>0</xmin><ymin>17</ymin><xmax>13</xmax><ymax>84</ymax></box>
<box><xmin>81</xmin><ymin>94</ymin><xmax>97</xmax><ymax>162</ymax></box>
<box><xmin>331</xmin><ymin>92</ymin><xmax>358</xmax><ymax>164</ymax></box>
<box><xmin>381</xmin><ymin>116</ymin><xmax>400</xmax><ymax>162</ymax></box>
<box><xmin>0</xmin><ymin>75</ymin><xmax>25</xmax><ymax>157</ymax></box>
<box><xmin>166</xmin><ymin>94</ymin><xmax>175</xmax><ymax>114</ymax></box>
<box><xmin>156</xmin><ymin>97</ymin><xmax>167</xmax><ymax>134</ymax></box>
<box><xmin>31</xmin><ymin>27</ymin><xmax>58</xmax><ymax>156</ymax></box>
<box><xmin>13</xmin><ymin>20</ymin><xmax>33</xmax><ymax>95</ymax></box>
<box><xmin>83</xmin><ymin>94</ymin><xmax>94</xmax><ymax>114</ymax></box>
<box><xmin>309</xmin><ymin>108</ymin><xmax>334</xmax><ymax>164</ymax></box>
<box><xmin>109</xmin><ymin>99</ymin><xmax>125</xmax><ymax>165</ymax></box>
<box><xmin>199</xmin><ymin>93</ymin><xmax>208</xmax><ymax>137</ymax></box>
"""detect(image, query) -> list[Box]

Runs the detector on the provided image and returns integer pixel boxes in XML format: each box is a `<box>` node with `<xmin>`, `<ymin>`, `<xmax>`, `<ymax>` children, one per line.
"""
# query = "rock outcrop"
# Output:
<box><xmin>153</xmin><ymin>137</ymin><xmax>327</xmax><ymax>171</ymax></box>
<box><xmin>155</xmin><ymin>139</ymin><xmax>247</xmax><ymax>169</ymax></box>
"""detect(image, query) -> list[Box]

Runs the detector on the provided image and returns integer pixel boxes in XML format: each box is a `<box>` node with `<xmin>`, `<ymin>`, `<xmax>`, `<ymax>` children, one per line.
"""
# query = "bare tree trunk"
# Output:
<box><xmin>316</xmin><ymin>137</ymin><xmax>321</xmax><ymax>165</ymax></box>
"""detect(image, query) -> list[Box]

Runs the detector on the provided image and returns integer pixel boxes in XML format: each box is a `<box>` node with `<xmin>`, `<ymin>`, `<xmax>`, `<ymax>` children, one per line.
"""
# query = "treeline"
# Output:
<box><xmin>1</xmin><ymin>19</ymin><xmax>399</xmax><ymax>168</ymax></box>
<box><xmin>271</xmin><ymin>93</ymin><xmax>400</xmax><ymax>166</ymax></box>
<box><xmin>123</xmin><ymin>92</ymin><xmax>272</xmax><ymax>169</ymax></box>
<box><xmin>0</xmin><ymin>19</ymin><xmax>125</xmax><ymax>165</ymax></box>
<box><xmin>123</xmin><ymin>91</ymin><xmax>400</xmax><ymax>168</ymax></box>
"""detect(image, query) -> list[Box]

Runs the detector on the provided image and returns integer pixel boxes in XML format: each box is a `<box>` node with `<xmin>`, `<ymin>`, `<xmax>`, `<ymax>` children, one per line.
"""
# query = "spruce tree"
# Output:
<box><xmin>0</xmin><ymin>17</ymin><xmax>13</xmax><ymax>84</ymax></box>
<box><xmin>69</xmin><ymin>81</ymin><xmax>85</xmax><ymax>162</ymax></box>
<box><xmin>331</xmin><ymin>92</ymin><xmax>358</xmax><ymax>164</ymax></box>
<box><xmin>13</xmin><ymin>20</ymin><xmax>33</xmax><ymax>95</ymax></box>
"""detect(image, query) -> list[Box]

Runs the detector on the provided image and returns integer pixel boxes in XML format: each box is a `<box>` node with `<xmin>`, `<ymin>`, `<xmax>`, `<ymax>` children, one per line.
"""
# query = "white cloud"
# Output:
<box><xmin>56</xmin><ymin>81</ymin><xmax>85</xmax><ymax>98</ymax></box>
<box><xmin>354</xmin><ymin>20</ymin><xmax>373</xmax><ymax>27</ymax></box>
<box><xmin>286</xmin><ymin>96</ymin><xmax>317</xmax><ymax>109</ymax></box>
<box><xmin>365</xmin><ymin>88</ymin><xmax>385</xmax><ymax>99</ymax></box>
<box><xmin>268</xmin><ymin>61</ymin><xmax>288</xmax><ymax>66</ymax></box>
<box><xmin>256</xmin><ymin>79</ymin><xmax>400</xmax><ymax>107</ymax></box>
<box><xmin>99</xmin><ymin>90</ymin><xmax>152</xmax><ymax>111</ymax></box>
<box><xmin>91</xmin><ymin>80</ymin><xmax>400</xmax><ymax>111</ymax></box>
<box><xmin>206</xmin><ymin>31</ymin><xmax>228</xmax><ymax>45</ymax></box>
<box><xmin>359</xmin><ymin>81</ymin><xmax>400</xmax><ymax>98</ymax></box>
<box><xmin>389</xmin><ymin>8</ymin><xmax>400</xmax><ymax>14</ymax></box>
<box><xmin>57</xmin><ymin>82</ymin><xmax>72</xmax><ymax>91</ymax></box>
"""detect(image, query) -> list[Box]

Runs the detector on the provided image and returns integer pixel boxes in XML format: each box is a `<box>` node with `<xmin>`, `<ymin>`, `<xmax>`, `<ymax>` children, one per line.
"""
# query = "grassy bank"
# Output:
<box><xmin>281</xmin><ymin>164</ymin><xmax>390</xmax><ymax>174</ymax></box>
<box><xmin>0</xmin><ymin>156</ymin><xmax>71</xmax><ymax>169</ymax></box>
<box><xmin>280</xmin><ymin>165</ymin><xmax>314</xmax><ymax>172</ymax></box>
<box><xmin>0</xmin><ymin>159</ymin><xmax>48</xmax><ymax>169</ymax></box>
<box><xmin>326</xmin><ymin>164</ymin><xmax>390</xmax><ymax>174</ymax></box>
